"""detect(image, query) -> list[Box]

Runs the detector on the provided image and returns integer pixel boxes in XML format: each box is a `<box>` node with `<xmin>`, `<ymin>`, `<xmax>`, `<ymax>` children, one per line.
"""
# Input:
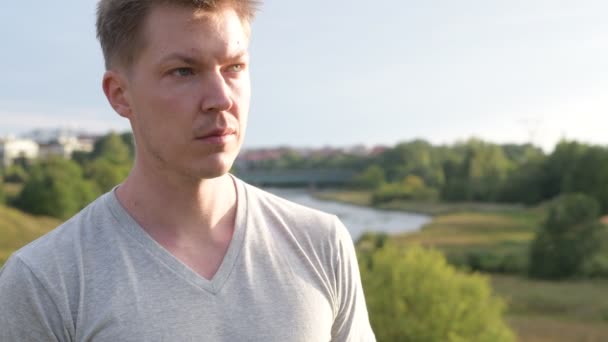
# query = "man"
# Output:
<box><xmin>0</xmin><ymin>0</ymin><xmax>375</xmax><ymax>341</ymax></box>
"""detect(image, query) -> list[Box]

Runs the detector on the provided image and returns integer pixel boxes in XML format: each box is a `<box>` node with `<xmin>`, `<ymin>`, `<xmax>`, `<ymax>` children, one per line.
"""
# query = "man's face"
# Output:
<box><xmin>120</xmin><ymin>5</ymin><xmax>251</xmax><ymax>180</ymax></box>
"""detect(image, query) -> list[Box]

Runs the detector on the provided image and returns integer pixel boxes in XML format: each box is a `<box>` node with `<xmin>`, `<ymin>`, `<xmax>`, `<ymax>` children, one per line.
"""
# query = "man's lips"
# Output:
<box><xmin>194</xmin><ymin>128</ymin><xmax>236</xmax><ymax>144</ymax></box>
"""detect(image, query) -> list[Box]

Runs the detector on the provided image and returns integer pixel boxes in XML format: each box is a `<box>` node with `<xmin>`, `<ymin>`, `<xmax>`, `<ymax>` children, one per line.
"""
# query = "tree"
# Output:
<box><xmin>90</xmin><ymin>132</ymin><xmax>132</xmax><ymax>166</ymax></box>
<box><xmin>539</xmin><ymin>140</ymin><xmax>587</xmax><ymax>201</ymax></box>
<box><xmin>352</xmin><ymin>165</ymin><xmax>385</xmax><ymax>189</ymax></box>
<box><xmin>15</xmin><ymin>158</ymin><xmax>98</xmax><ymax>219</ymax></box>
<box><xmin>529</xmin><ymin>193</ymin><xmax>603</xmax><ymax>279</ymax></box>
<box><xmin>0</xmin><ymin>178</ymin><xmax>5</xmax><ymax>205</ymax></box>
<box><xmin>85</xmin><ymin>158</ymin><xmax>130</xmax><ymax>193</ymax></box>
<box><xmin>498</xmin><ymin>157</ymin><xmax>545</xmax><ymax>205</ymax></box>
<box><xmin>441</xmin><ymin>139</ymin><xmax>513</xmax><ymax>202</ymax></box>
<box><xmin>378</xmin><ymin>139</ymin><xmax>445</xmax><ymax>188</ymax></box>
<box><xmin>359</xmin><ymin>242</ymin><xmax>514</xmax><ymax>342</ymax></box>
<box><xmin>3</xmin><ymin>164</ymin><xmax>29</xmax><ymax>183</ymax></box>
<box><xmin>561</xmin><ymin>146</ymin><xmax>608</xmax><ymax>212</ymax></box>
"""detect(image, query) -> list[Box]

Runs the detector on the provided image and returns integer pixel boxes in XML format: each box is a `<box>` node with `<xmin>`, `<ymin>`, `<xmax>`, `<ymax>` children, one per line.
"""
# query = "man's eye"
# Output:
<box><xmin>172</xmin><ymin>67</ymin><xmax>194</xmax><ymax>77</ymax></box>
<box><xmin>226</xmin><ymin>64</ymin><xmax>245</xmax><ymax>72</ymax></box>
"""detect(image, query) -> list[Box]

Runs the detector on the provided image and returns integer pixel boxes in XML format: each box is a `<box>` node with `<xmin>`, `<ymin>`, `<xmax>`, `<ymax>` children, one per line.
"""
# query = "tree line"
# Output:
<box><xmin>240</xmin><ymin>138</ymin><xmax>608</xmax><ymax>214</ymax></box>
<box><xmin>1</xmin><ymin>132</ymin><xmax>134</xmax><ymax>219</ymax></box>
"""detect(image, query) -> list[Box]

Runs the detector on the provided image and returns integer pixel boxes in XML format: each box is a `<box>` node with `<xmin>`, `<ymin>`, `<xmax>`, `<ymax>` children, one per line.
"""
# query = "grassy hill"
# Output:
<box><xmin>0</xmin><ymin>204</ymin><xmax>62</xmax><ymax>266</ymax></box>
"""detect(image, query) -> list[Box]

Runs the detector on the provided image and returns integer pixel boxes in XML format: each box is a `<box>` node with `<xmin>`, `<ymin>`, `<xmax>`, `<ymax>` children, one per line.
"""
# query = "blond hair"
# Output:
<box><xmin>96</xmin><ymin>0</ymin><xmax>260</xmax><ymax>70</ymax></box>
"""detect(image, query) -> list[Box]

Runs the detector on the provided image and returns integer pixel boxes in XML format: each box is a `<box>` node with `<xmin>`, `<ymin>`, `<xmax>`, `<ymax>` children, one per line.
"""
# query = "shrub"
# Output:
<box><xmin>15</xmin><ymin>158</ymin><xmax>98</xmax><ymax>219</ymax></box>
<box><xmin>529</xmin><ymin>193</ymin><xmax>603</xmax><ymax>279</ymax></box>
<box><xmin>0</xmin><ymin>179</ymin><xmax>5</xmax><ymax>205</ymax></box>
<box><xmin>360</xmin><ymin>244</ymin><xmax>514</xmax><ymax>342</ymax></box>
<box><xmin>372</xmin><ymin>175</ymin><xmax>438</xmax><ymax>204</ymax></box>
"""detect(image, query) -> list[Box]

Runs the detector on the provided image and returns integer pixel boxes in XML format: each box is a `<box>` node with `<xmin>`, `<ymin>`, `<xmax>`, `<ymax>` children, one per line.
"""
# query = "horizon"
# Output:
<box><xmin>2</xmin><ymin>126</ymin><xmax>600</xmax><ymax>154</ymax></box>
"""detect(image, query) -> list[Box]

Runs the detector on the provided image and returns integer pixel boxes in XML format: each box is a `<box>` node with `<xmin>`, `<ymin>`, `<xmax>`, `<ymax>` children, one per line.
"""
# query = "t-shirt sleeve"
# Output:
<box><xmin>0</xmin><ymin>255</ymin><xmax>70</xmax><ymax>342</ymax></box>
<box><xmin>330</xmin><ymin>217</ymin><xmax>376</xmax><ymax>342</ymax></box>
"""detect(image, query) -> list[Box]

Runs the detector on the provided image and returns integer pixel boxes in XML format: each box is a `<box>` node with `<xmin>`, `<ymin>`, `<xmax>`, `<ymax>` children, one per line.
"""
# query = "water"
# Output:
<box><xmin>265</xmin><ymin>188</ymin><xmax>432</xmax><ymax>241</ymax></box>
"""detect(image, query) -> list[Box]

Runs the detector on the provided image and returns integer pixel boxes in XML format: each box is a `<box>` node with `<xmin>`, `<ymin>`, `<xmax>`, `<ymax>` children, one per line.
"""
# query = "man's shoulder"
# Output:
<box><xmin>238</xmin><ymin>179</ymin><xmax>352</xmax><ymax>245</ymax></box>
<box><xmin>242</xmin><ymin>181</ymin><xmax>336</xmax><ymax>221</ymax></box>
<box><xmin>10</xmin><ymin>192</ymin><xmax>115</xmax><ymax>273</ymax></box>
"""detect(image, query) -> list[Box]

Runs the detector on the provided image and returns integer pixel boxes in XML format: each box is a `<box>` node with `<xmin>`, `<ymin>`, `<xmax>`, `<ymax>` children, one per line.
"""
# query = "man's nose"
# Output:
<box><xmin>200</xmin><ymin>71</ymin><xmax>233</xmax><ymax>113</ymax></box>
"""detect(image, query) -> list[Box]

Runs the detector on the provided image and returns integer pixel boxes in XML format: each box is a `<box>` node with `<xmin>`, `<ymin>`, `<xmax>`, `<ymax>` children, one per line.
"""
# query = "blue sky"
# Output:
<box><xmin>1</xmin><ymin>1</ymin><xmax>607</xmax><ymax>151</ymax></box>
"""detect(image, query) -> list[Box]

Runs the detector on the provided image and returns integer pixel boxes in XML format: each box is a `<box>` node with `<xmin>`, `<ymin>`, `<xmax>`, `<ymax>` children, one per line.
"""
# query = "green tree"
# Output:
<box><xmin>360</xmin><ymin>243</ymin><xmax>514</xmax><ymax>342</ymax></box>
<box><xmin>15</xmin><ymin>158</ymin><xmax>98</xmax><ymax>219</ymax></box>
<box><xmin>85</xmin><ymin>158</ymin><xmax>130</xmax><ymax>193</ymax></box>
<box><xmin>379</xmin><ymin>139</ymin><xmax>445</xmax><ymax>188</ymax></box>
<box><xmin>352</xmin><ymin>165</ymin><xmax>386</xmax><ymax>189</ymax></box>
<box><xmin>442</xmin><ymin>140</ymin><xmax>508</xmax><ymax>201</ymax></box>
<box><xmin>539</xmin><ymin>140</ymin><xmax>587</xmax><ymax>200</ymax></box>
<box><xmin>529</xmin><ymin>193</ymin><xmax>603</xmax><ymax>279</ymax></box>
<box><xmin>120</xmin><ymin>131</ymin><xmax>136</xmax><ymax>160</ymax></box>
<box><xmin>3</xmin><ymin>164</ymin><xmax>29</xmax><ymax>183</ymax></box>
<box><xmin>498</xmin><ymin>157</ymin><xmax>545</xmax><ymax>205</ymax></box>
<box><xmin>0</xmin><ymin>178</ymin><xmax>5</xmax><ymax>205</ymax></box>
<box><xmin>90</xmin><ymin>132</ymin><xmax>132</xmax><ymax>165</ymax></box>
<box><xmin>562</xmin><ymin>146</ymin><xmax>608</xmax><ymax>212</ymax></box>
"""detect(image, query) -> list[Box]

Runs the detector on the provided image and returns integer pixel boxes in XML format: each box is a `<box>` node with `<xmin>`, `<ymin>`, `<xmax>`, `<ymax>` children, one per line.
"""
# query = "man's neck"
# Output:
<box><xmin>115</xmin><ymin>163</ymin><xmax>238</xmax><ymax>246</ymax></box>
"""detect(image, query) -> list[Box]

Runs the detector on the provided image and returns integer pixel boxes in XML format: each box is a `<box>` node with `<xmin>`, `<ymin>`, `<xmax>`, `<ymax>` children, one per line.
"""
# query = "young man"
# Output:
<box><xmin>0</xmin><ymin>1</ymin><xmax>376</xmax><ymax>340</ymax></box>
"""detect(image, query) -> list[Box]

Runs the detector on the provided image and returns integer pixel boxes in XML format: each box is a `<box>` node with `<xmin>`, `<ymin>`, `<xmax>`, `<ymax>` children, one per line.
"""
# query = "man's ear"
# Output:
<box><xmin>102</xmin><ymin>70</ymin><xmax>133</xmax><ymax>118</ymax></box>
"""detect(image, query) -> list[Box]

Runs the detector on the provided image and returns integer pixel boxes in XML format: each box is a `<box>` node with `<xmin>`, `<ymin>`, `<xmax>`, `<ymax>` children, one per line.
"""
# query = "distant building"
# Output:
<box><xmin>39</xmin><ymin>135</ymin><xmax>94</xmax><ymax>159</ymax></box>
<box><xmin>0</xmin><ymin>136</ymin><xmax>39</xmax><ymax>168</ymax></box>
<box><xmin>21</xmin><ymin>128</ymin><xmax>95</xmax><ymax>160</ymax></box>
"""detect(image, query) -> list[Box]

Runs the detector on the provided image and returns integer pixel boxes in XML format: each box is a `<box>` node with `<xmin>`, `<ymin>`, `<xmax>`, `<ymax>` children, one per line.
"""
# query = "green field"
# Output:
<box><xmin>317</xmin><ymin>190</ymin><xmax>608</xmax><ymax>342</ymax></box>
<box><xmin>0</xmin><ymin>205</ymin><xmax>61</xmax><ymax>266</ymax></box>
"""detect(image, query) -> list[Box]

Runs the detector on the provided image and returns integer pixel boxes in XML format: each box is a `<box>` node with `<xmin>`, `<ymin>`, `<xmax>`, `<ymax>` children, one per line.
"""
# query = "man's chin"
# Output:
<box><xmin>193</xmin><ymin>159</ymin><xmax>235</xmax><ymax>180</ymax></box>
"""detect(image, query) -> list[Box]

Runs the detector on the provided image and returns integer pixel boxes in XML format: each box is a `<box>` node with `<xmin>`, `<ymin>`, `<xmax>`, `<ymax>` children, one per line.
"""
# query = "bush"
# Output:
<box><xmin>360</xmin><ymin>244</ymin><xmax>515</xmax><ymax>342</ymax></box>
<box><xmin>580</xmin><ymin>225</ymin><xmax>608</xmax><ymax>278</ymax></box>
<box><xmin>529</xmin><ymin>193</ymin><xmax>603</xmax><ymax>279</ymax></box>
<box><xmin>84</xmin><ymin>158</ymin><xmax>130</xmax><ymax>193</ymax></box>
<box><xmin>15</xmin><ymin>158</ymin><xmax>98</xmax><ymax>219</ymax></box>
<box><xmin>372</xmin><ymin>175</ymin><xmax>438</xmax><ymax>204</ymax></box>
<box><xmin>352</xmin><ymin>165</ymin><xmax>386</xmax><ymax>189</ymax></box>
<box><xmin>0</xmin><ymin>179</ymin><xmax>5</xmax><ymax>205</ymax></box>
<box><xmin>3</xmin><ymin>164</ymin><xmax>28</xmax><ymax>183</ymax></box>
<box><xmin>452</xmin><ymin>250</ymin><xmax>528</xmax><ymax>275</ymax></box>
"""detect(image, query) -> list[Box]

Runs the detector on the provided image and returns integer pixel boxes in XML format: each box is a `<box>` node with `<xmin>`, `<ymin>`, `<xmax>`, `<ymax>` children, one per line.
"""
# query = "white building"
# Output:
<box><xmin>21</xmin><ymin>128</ymin><xmax>95</xmax><ymax>160</ymax></box>
<box><xmin>39</xmin><ymin>135</ymin><xmax>94</xmax><ymax>159</ymax></box>
<box><xmin>0</xmin><ymin>136</ymin><xmax>40</xmax><ymax>168</ymax></box>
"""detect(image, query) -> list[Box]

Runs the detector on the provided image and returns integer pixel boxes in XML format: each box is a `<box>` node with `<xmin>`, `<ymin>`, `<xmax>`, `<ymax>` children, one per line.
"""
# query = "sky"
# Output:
<box><xmin>1</xmin><ymin>1</ymin><xmax>607</xmax><ymax>152</ymax></box>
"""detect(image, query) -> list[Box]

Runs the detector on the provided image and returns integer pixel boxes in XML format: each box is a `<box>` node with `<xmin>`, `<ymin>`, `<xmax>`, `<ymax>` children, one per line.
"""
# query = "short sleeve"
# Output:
<box><xmin>0</xmin><ymin>255</ymin><xmax>70</xmax><ymax>342</ymax></box>
<box><xmin>330</xmin><ymin>217</ymin><xmax>376</xmax><ymax>342</ymax></box>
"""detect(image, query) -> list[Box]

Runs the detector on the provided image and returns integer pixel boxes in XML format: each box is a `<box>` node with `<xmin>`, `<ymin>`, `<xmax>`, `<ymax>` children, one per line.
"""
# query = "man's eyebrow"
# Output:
<box><xmin>159</xmin><ymin>53</ymin><xmax>198</xmax><ymax>65</ymax></box>
<box><xmin>159</xmin><ymin>50</ymin><xmax>249</xmax><ymax>65</ymax></box>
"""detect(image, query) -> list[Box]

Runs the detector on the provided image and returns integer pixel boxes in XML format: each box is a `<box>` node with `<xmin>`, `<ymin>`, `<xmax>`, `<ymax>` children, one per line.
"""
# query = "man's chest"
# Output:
<box><xmin>73</xmin><ymin>266</ymin><xmax>335</xmax><ymax>342</ymax></box>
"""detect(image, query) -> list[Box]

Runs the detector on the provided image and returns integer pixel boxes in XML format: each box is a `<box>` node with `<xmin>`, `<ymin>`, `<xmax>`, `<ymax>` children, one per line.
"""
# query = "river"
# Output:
<box><xmin>264</xmin><ymin>188</ymin><xmax>432</xmax><ymax>241</ymax></box>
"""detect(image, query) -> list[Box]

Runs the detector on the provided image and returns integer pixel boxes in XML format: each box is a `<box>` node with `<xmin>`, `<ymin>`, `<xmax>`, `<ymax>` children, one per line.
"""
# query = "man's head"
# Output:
<box><xmin>97</xmin><ymin>0</ymin><xmax>259</xmax><ymax>70</ymax></box>
<box><xmin>98</xmin><ymin>1</ymin><xmax>259</xmax><ymax>181</ymax></box>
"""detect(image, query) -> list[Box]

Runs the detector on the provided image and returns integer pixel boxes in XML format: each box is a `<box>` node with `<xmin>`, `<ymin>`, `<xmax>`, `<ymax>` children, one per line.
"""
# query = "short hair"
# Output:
<box><xmin>96</xmin><ymin>0</ymin><xmax>260</xmax><ymax>70</ymax></box>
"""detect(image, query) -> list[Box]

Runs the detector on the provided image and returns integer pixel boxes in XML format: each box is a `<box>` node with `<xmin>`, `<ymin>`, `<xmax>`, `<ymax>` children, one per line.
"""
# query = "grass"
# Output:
<box><xmin>313</xmin><ymin>190</ymin><xmax>373</xmax><ymax>207</ymax></box>
<box><xmin>314</xmin><ymin>189</ymin><xmax>526</xmax><ymax>216</ymax></box>
<box><xmin>491</xmin><ymin>275</ymin><xmax>608</xmax><ymax>321</ymax></box>
<box><xmin>0</xmin><ymin>204</ymin><xmax>61</xmax><ymax>266</ymax></box>
<box><xmin>3</xmin><ymin>182</ymin><xmax>23</xmax><ymax>200</ymax></box>
<box><xmin>492</xmin><ymin>274</ymin><xmax>608</xmax><ymax>342</ymax></box>
<box><xmin>508</xmin><ymin>315</ymin><xmax>608</xmax><ymax>342</ymax></box>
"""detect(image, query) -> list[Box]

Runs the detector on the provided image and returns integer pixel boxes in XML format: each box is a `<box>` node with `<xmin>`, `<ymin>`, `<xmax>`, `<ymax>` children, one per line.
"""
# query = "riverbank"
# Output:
<box><xmin>314</xmin><ymin>189</ymin><xmax>608</xmax><ymax>342</ymax></box>
<box><xmin>313</xmin><ymin>190</ymin><xmax>525</xmax><ymax>216</ymax></box>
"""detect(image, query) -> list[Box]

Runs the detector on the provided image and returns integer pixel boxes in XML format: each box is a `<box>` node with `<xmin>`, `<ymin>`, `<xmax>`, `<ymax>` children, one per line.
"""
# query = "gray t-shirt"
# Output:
<box><xmin>0</xmin><ymin>177</ymin><xmax>375</xmax><ymax>341</ymax></box>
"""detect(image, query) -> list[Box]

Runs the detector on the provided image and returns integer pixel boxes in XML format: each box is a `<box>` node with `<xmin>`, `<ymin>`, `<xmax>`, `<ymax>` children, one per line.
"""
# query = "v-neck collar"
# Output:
<box><xmin>104</xmin><ymin>174</ymin><xmax>248</xmax><ymax>295</ymax></box>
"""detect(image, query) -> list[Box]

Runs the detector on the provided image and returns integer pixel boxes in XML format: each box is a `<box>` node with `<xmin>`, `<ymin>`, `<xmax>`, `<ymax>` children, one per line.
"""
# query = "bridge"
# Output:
<box><xmin>235</xmin><ymin>168</ymin><xmax>356</xmax><ymax>188</ymax></box>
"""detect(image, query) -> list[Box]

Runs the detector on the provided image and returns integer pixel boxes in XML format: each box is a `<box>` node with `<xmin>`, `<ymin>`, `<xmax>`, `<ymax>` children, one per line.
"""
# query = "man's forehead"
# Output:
<box><xmin>142</xmin><ymin>5</ymin><xmax>250</xmax><ymax>61</ymax></box>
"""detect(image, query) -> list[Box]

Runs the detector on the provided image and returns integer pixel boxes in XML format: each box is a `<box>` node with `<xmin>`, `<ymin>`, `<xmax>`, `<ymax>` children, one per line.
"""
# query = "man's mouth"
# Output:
<box><xmin>195</xmin><ymin>128</ymin><xmax>236</xmax><ymax>144</ymax></box>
